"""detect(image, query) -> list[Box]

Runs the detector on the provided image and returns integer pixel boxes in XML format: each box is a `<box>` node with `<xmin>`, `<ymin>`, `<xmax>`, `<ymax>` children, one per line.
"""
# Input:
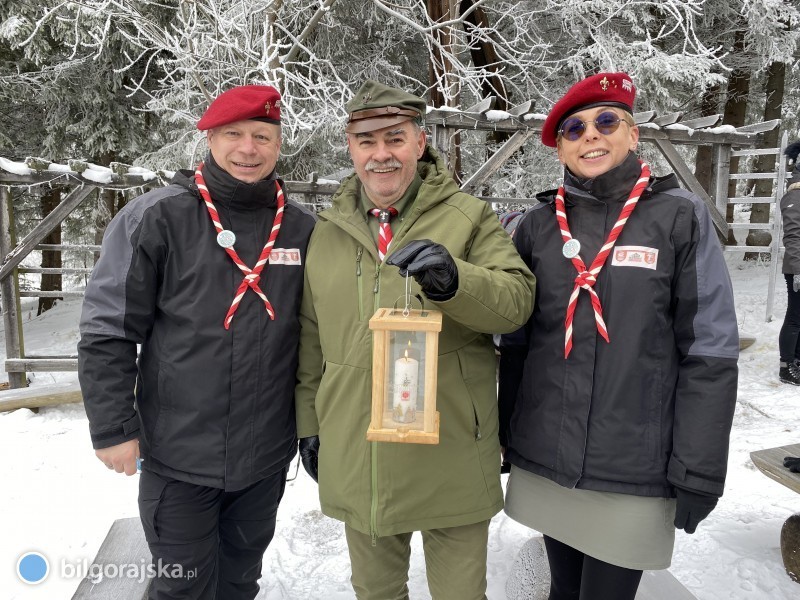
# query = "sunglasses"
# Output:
<box><xmin>558</xmin><ymin>111</ymin><xmax>630</xmax><ymax>142</ymax></box>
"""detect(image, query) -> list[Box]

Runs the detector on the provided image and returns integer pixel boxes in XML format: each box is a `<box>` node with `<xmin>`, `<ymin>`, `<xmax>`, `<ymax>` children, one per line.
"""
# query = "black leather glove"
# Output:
<box><xmin>387</xmin><ymin>239</ymin><xmax>458</xmax><ymax>301</ymax></box>
<box><xmin>784</xmin><ymin>456</ymin><xmax>800</xmax><ymax>473</ymax></box>
<box><xmin>674</xmin><ymin>488</ymin><xmax>718</xmax><ymax>534</ymax></box>
<box><xmin>299</xmin><ymin>436</ymin><xmax>320</xmax><ymax>483</ymax></box>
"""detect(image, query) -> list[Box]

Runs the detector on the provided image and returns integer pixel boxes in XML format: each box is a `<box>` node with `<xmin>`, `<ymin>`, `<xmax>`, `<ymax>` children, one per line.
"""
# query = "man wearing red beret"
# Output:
<box><xmin>78</xmin><ymin>85</ymin><xmax>315</xmax><ymax>599</ymax></box>
<box><xmin>499</xmin><ymin>71</ymin><xmax>738</xmax><ymax>599</ymax></box>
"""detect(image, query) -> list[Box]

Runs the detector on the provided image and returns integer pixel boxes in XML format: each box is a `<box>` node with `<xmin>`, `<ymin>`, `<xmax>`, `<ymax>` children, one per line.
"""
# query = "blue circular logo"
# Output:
<box><xmin>17</xmin><ymin>551</ymin><xmax>49</xmax><ymax>584</ymax></box>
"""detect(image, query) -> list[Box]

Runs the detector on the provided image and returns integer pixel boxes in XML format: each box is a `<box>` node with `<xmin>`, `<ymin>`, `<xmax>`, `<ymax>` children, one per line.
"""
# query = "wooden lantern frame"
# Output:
<box><xmin>367</xmin><ymin>307</ymin><xmax>442</xmax><ymax>444</ymax></box>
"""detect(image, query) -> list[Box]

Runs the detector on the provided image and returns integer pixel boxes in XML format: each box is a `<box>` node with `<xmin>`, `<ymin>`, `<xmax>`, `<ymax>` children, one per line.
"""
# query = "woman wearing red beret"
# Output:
<box><xmin>498</xmin><ymin>72</ymin><xmax>739</xmax><ymax>599</ymax></box>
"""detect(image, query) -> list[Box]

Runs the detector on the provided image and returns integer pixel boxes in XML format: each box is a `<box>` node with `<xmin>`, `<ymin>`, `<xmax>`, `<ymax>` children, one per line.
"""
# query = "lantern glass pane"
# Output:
<box><xmin>383</xmin><ymin>330</ymin><xmax>426</xmax><ymax>430</ymax></box>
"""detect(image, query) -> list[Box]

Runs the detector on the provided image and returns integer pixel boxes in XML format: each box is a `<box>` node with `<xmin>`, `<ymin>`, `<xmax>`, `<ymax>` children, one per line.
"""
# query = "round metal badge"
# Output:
<box><xmin>216</xmin><ymin>230</ymin><xmax>237</xmax><ymax>248</ymax></box>
<box><xmin>562</xmin><ymin>238</ymin><xmax>581</xmax><ymax>259</ymax></box>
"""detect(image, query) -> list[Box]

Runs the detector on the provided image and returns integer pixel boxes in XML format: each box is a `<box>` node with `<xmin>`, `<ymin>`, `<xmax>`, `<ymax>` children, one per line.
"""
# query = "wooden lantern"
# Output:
<box><xmin>367</xmin><ymin>307</ymin><xmax>442</xmax><ymax>444</ymax></box>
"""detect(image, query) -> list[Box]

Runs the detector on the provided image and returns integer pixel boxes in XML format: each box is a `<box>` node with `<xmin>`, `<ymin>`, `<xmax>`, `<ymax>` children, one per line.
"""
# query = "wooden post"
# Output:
<box><xmin>430</xmin><ymin>123</ymin><xmax>451</xmax><ymax>173</ymax></box>
<box><xmin>0</xmin><ymin>186</ymin><xmax>26</xmax><ymax>388</ymax></box>
<box><xmin>767</xmin><ymin>131</ymin><xmax>789</xmax><ymax>322</ymax></box>
<box><xmin>712</xmin><ymin>143</ymin><xmax>732</xmax><ymax>218</ymax></box>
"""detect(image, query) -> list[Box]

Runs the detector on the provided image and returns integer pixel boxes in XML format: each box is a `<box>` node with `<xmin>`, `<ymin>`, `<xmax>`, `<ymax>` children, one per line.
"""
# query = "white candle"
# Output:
<box><xmin>392</xmin><ymin>350</ymin><xmax>418</xmax><ymax>424</ymax></box>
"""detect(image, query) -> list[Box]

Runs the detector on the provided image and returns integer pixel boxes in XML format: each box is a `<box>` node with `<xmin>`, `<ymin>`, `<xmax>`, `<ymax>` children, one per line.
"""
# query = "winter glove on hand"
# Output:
<box><xmin>386</xmin><ymin>239</ymin><xmax>458</xmax><ymax>301</ymax></box>
<box><xmin>299</xmin><ymin>436</ymin><xmax>320</xmax><ymax>483</ymax></box>
<box><xmin>784</xmin><ymin>456</ymin><xmax>800</xmax><ymax>473</ymax></box>
<box><xmin>674</xmin><ymin>488</ymin><xmax>718</xmax><ymax>534</ymax></box>
<box><xmin>793</xmin><ymin>274</ymin><xmax>800</xmax><ymax>293</ymax></box>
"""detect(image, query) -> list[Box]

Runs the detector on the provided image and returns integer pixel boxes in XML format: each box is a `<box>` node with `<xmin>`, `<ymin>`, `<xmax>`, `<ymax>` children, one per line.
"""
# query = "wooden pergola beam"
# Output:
<box><xmin>0</xmin><ymin>171</ymin><xmax>342</xmax><ymax>194</ymax></box>
<box><xmin>424</xmin><ymin>110</ymin><xmax>764</xmax><ymax>146</ymax></box>
<box><xmin>652</xmin><ymin>137</ymin><xmax>729</xmax><ymax>237</ymax></box>
<box><xmin>461</xmin><ymin>129</ymin><xmax>538</xmax><ymax>195</ymax></box>
<box><xmin>0</xmin><ymin>184</ymin><xmax>97</xmax><ymax>282</ymax></box>
<box><xmin>0</xmin><ymin>186</ymin><xmax>25</xmax><ymax>388</ymax></box>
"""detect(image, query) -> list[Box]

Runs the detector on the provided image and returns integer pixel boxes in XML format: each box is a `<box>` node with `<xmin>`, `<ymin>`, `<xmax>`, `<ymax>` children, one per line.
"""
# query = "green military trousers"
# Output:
<box><xmin>344</xmin><ymin>519</ymin><xmax>490</xmax><ymax>600</ymax></box>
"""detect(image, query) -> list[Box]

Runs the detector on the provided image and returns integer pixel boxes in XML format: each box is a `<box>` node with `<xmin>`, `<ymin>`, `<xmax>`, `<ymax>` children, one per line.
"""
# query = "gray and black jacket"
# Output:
<box><xmin>500</xmin><ymin>153</ymin><xmax>738</xmax><ymax>499</ymax></box>
<box><xmin>78</xmin><ymin>155</ymin><xmax>316</xmax><ymax>491</ymax></box>
<box><xmin>781</xmin><ymin>167</ymin><xmax>800</xmax><ymax>275</ymax></box>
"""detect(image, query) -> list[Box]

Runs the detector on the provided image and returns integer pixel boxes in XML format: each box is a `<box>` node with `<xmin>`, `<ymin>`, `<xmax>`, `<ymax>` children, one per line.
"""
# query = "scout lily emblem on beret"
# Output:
<box><xmin>540</xmin><ymin>71</ymin><xmax>637</xmax><ymax>147</ymax></box>
<box><xmin>197</xmin><ymin>85</ymin><xmax>282</xmax><ymax>130</ymax></box>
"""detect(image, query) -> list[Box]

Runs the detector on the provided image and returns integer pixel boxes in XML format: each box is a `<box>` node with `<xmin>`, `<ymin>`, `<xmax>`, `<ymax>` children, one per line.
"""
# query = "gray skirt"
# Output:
<box><xmin>504</xmin><ymin>466</ymin><xmax>676</xmax><ymax>570</ymax></box>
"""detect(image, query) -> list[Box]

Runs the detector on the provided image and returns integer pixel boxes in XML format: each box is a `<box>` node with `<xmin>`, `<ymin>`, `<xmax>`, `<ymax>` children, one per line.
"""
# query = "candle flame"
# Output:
<box><xmin>404</xmin><ymin>349</ymin><xmax>409</xmax><ymax>361</ymax></box>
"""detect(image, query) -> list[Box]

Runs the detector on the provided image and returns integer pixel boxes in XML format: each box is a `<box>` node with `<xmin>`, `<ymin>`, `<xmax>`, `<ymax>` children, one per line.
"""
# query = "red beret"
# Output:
<box><xmin>197</xmin><ymin>85</ymin><xmax>281</xmax><ymax>131</ymax></box>
<box><xmin>541</xmin><ymin>72</ymin><xmax>636</xmax><ymax>147</ymax></box>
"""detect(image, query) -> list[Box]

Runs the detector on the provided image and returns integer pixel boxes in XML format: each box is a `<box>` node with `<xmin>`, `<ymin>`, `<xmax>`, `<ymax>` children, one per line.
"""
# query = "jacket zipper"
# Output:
<box><xmin>370</xmin><ymin>257</ymin><xmax>382</xmax><ymax>545</ymax></box>
<box><xmin>370</xmin><ymin>442</ymin><xmax>378</xmax><ymax>545</ymax></box>
<box><xmin>356</xmin><ymin>247</ymin><xmax>364</xmax><ymax>320</ymax></box>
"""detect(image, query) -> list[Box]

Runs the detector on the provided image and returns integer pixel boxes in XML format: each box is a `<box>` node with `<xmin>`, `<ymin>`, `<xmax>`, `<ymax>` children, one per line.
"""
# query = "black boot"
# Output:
<box><xmin>780</xmin><ymin>359</ymin><xmax>800</xmax><ymax>386</ymax></box>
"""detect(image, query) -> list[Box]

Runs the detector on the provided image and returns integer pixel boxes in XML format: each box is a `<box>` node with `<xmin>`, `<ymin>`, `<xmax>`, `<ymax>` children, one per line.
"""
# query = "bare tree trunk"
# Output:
<box><xmin>37</xmin><ymin>187</ymin><xmax>62</xmax><ymax>315</ymax></box>
<box><xmin>721</xmin><ymin>29</ymin><xmax>751</xmax><ymax>246</ymax></box>
<box><xmin>92</xmin><ymin>151</ymin><xmax>124</xmax><ymax>264</ymax></box>
<box><xmin>693</xmin><ymin>84</ymin><xmax>721</xmax><ymax>194</ymax></box>
<box><xmin>744</xmin><ymin>60</ymin><xmax>785</xmax><ymax>260</ymax></box>
<box><xmin>427</xmin><ymin>0</ymin><xmax>462</xmax><ymax>180</ymax></box>
<box><xmin>460</xmin><ymin>0</ymin><xmax>511</xmax><ymax>193</ymax></box>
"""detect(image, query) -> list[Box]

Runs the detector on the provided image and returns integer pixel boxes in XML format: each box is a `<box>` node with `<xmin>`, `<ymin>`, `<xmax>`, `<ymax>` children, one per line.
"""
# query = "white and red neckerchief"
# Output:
<box><xmin>194</xmin><ymin>162</ymin><xmax>284</xmax><ymax>329</ymax></box>
<box><xmin>369</xmin><ymin>207</ymin><xmax>398</xmax><ymax>261</ymax></box>
<box><xmin>555</xmin><ymin>161</ymin><xmax>651</xmax><ymax>358</ymax></box>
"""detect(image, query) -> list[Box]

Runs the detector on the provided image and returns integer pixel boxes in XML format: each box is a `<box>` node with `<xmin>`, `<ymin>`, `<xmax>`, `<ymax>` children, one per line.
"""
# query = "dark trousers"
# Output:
<box><xmin>138</xmin><ymin>467</ymin><xmax>287</xmax><ymax>600</ymax></box>
<box><xmin>543</xmin><ymin>536</ymin><xmax>643</xmax><ymax>600</ymax></box>
<box><xmin>779</xmin><ymin>274</ymin><xmax>800</xmax><ymax>363</ymax></box>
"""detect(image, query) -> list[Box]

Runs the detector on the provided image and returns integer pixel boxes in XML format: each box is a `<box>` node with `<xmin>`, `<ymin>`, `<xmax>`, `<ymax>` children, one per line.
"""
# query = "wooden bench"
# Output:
<box><xmin>750</xmin><ymin>443</ymin><xmax>800</xmax><ymax>584</ymax></box>
<box><xmin>751</xmin><ymin>443</ymin><xmax>800</xmax><ymax>495</ymax></box>
<box><xmin>71</xmin><ymin>517</ymin><xmax>151</xmax><ymax>599</ymax></box>
<box><xmin>0</xmin><ymin>380</ymin><xmax>82</xmax><ymax>412</ymax></box>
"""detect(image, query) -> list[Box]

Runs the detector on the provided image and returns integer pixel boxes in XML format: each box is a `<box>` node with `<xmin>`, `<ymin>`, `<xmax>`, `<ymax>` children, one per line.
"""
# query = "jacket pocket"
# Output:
<box><xmin>138</xmin><ymin>470</ymin><xmax>169</xmax><ymax>543</ymax></box>
<box><xmin>149</xmin><ymin>361</ymin><xmax>172</xmax><ymax>450</ymax></box>
<box><xmin>456</xmin><ymin>340</ymin><xmax>499</xmax><ymax>442</ymax></box>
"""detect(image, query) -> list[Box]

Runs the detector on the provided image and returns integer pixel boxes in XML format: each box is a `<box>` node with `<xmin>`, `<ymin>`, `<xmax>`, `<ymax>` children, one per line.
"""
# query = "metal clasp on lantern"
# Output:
<box><xmin>367</xmin><ymin>276</ymin><xmax>442</xmax><ymax>444</ymax></box>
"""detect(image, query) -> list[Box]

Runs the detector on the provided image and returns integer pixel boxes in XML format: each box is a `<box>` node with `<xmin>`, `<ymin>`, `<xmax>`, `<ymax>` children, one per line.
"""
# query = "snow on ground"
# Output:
<box><xmin>1</xmin><ymin>256</ymin><xmax>799</xmax><ymax>599</ymax></box>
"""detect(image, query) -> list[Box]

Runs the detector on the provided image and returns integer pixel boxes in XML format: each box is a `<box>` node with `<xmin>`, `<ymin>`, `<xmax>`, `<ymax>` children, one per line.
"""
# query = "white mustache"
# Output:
<box><xmin>366</xmin><ymin>160</ymin><xmax>402</xmax><ymax>171</ymax></box>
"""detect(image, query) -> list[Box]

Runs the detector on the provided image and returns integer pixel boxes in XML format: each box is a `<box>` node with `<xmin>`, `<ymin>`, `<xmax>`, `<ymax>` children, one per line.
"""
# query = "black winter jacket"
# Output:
<box><xmin>78</xmin><ymin>156</ymin><xmax>316</xmax><ymax>491</ymax></box>
<box><xmin>500</xmin><ymin>154</ymin><xmax>738</xmax><ymax>499</ymax></box>
<box><xmin>781</xmin><ymin>168</ymin><xmax>800</xmax><ymax>275</ymax></box>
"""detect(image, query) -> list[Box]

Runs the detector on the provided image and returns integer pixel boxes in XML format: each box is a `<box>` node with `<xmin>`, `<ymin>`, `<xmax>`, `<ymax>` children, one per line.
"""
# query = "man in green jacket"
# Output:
<box><xmin>294</xmin><ymin>80</ymin><xmax>535</xmax><ymax>600</ymax></box>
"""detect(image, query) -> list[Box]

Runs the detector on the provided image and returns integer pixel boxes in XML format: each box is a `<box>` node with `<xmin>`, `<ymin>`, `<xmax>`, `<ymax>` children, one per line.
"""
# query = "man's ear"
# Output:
<box><xmin>417</xmin><ymin>128</ymin><xmax>426</xmax><ymax>159</ymax></box>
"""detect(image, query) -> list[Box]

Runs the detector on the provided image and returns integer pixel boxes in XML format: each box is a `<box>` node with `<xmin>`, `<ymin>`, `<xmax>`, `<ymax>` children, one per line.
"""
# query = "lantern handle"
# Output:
<box><xmin>392</xmin><ymin>293</ymin><xmax>426</xmax><ymax>317</ymax></box>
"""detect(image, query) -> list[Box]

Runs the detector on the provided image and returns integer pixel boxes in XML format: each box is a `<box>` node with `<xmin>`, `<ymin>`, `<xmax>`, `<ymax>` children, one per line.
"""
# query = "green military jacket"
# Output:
<box><xmin>295</xmin><ymin>147</ymin><xmax>535</xmax><ymax>537</ymax></box>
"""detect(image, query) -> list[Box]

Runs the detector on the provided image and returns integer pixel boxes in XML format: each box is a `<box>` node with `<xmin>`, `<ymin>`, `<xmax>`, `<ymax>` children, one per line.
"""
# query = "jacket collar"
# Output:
<box><xmin>326</xmin><ymin>145</ymin><xmax>459</xmax><ymax>221</ymax></box>
<box><xmin>536</xmin><ymin>154</ymin><xmax>679</xmax><ymax>206</ymax></box>
<box><xmin>174</xmin><ymin>153</ymin><xmax>279</xmax><ymax>211</ymax></box>
<box><xmin>563</xmin><ymin>151</ymin><xmax>642</xmax><ymax>205</ymax></box>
